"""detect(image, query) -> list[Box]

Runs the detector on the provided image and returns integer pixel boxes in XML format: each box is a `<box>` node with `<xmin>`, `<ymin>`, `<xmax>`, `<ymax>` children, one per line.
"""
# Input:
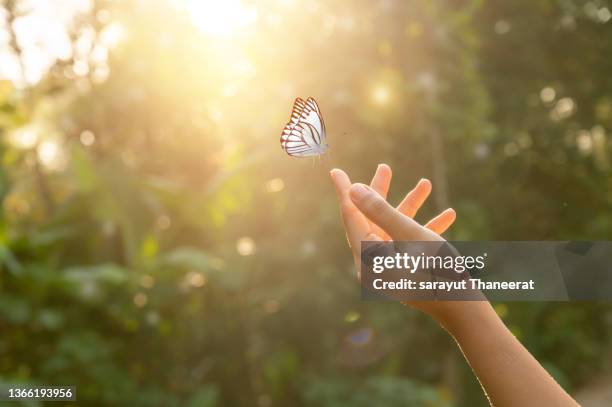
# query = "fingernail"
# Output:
<box><xmin>349</xmin><ymin>183</ymin><xmax>369</xmax><ymax>201</ymax></box>
<box><xmin>378</xmin><ymin>163</ymin><xmax>390</xmax><ymax>171</ymax></box>
<box><xmin>418</xmin><ymin>178</ymin><xmax>431</xmax><ymax>188</ymax></box>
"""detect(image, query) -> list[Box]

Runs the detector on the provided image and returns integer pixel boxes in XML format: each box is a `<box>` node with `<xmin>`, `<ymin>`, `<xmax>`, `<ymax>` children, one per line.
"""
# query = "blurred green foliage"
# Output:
<box><xmin>1</xmin><ymin>0</ymin><xmax>612</xmax><ymax>405</ymax></box>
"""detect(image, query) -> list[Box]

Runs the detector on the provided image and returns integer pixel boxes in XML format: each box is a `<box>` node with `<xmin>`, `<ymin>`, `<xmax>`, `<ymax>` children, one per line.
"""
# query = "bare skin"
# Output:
<box><xmin>330</xmin><ymin>164</ymin><xmax>579</xmax><ymax>407</ymax></box>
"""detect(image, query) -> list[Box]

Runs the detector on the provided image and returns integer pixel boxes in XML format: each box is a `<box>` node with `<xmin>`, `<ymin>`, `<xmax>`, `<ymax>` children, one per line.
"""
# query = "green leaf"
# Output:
<box><xmin>0</xmin><ymin>244</ymin><xmax>22</xmax><ymax>275</ymax></box>
<box><xmin>140</xmin><ymin>235</ymin><xmax>159</xmax><ymax>260</ymax></box>
<box><xmin>70</xmin><ymin>146</ymin><xmax>98</xmax><ymax>192</ymax></box>
<box><xmin>64</xmin><ymin>263</ymin><xmax>128</xmax><ymax>285</ymax></box>
<box><xmin>160</xmin><ymin>247</ymin><xmax>221</xmax><ymax>271</ymax></box>
<box><xmin>0</xmin><ymin>296</ymin><xmax>30</xmax><ymax>324</ymax></box>
<box><xmin>187</xmin><ymin>385</ymin><xmax>218</xmax><ymax>407</ymax></box>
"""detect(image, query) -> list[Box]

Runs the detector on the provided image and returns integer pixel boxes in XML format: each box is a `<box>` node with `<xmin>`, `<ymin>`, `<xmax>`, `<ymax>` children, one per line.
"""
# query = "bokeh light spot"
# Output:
<box><xmin>156</xmin><ymin>215</ymin><xmax>172</xmax><ymax>230</ymax></box>
<box><xmin>38</xmin><ymin>140</ymin><xmax>66</xmax><ymax>170</ymax></box>
<box><xmin>139</xmin><ymin>275</ymin><xmax>155</xmax><ymax>289</ymax></box>
<box><xmin>372</xmin><ymin>85</ymin><xmax>390</xmax><ymax>105</ymax></box>
<box><xmin>80</xmin><ymin>130</ymin><xmax>95</xmax><ymax>146</ymax></box>
<box><xmin>494</xmin><ymin>20</ymin><xmax>511</xmax><ymax>35</ymax></box>
<box><xmin>540</xmin><ymin>87</ymin><xmax>556</xmax><ymax>103</ymax></box>
<box><xmin>263</xmin><ymin>299</ymin><xmax>280</xmax><ymax>314</ymax></box>
<box><xmin>405</xmin><ymin>22</ymin><xmax>423</xmax><ymax>38</ymax></box>
<box><xmin>347</xmin><ymin>328</ymin><xmax>373</xmax><ymax>347</ymax></box>
<box><xmin>265</xmin><ymin>178</ymin><xmax>285</xmax><ymax>193</ymax></box>
<box><xmin>551</xmin><ymin>97</ymin><xmax>575</xmax><ymax>121</ymax></box>
<box><xmin>504</xmin><ymin>142</ymin><xmax>519</xmax><ymax>156</ymax></box>
<box><xmin>237</xmin><ymin>237</ymin><xmax>256</xmax><ymax>256</ymax></box>
<box><xmin>344</xmin><ymin>311</ymin><xmax>361</xmax><ymax>323</ymax></box>
<box><xmin>186</xmin><ymin>271</ymin><xmax>207</xmax><ymax>288</ymax></box>
<box><xmin>133</xmin><ymin>292</ymin><xmax>148</xmax><ymax>307</ymax></box>
<box><xmin>576</xmin><ymin>130</ymin><xmax>593</xmax><ymax>154</ymax></box>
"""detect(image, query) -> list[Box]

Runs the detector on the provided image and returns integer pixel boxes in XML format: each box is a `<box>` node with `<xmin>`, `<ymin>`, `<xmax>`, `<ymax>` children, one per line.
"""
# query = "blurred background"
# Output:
<box><xmin>1</xmin><ymin>0</ymin><xmax>612</xmax><ymax>405</ymax></box>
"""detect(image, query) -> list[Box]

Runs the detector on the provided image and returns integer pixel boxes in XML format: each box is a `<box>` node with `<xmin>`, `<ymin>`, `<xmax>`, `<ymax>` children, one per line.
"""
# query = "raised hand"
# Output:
<box><xmin>330</xmin><ymin>164</ymin><xmax>455</xmax><ymax>277</ymax></box>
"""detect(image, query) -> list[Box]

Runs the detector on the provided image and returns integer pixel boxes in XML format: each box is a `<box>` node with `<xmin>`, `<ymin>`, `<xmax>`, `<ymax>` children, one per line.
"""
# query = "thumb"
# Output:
<box><xmin>349</xmin><ymin>183</ymin><xmax>441</xmax><ymax>241</ymax></box>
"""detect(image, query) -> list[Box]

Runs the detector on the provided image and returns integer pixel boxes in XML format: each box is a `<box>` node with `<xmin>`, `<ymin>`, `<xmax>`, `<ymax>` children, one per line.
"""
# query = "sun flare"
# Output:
<box><xmin>185</xmin><ymin>0</ymin><xmax>257</xmax><ymax>37</ymax></box>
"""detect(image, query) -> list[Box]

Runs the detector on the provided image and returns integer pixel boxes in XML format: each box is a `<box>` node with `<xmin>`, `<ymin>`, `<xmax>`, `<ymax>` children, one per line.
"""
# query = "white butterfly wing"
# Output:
<box><xmin>299</xmin><ymin>97</ymin><xmax>326</xmax><ymax>145</ymax></box>
<box><xmin>281</xmin><ymin>126</ymin><xmax>310</xmax><ymax>157</ymax></box>
<box><xmin>280</xmin><ymin>97</ymin><xmax>328</xmax><ymax>157</ymax></box>
<box><xmin>290</xmin><ymin>98</ymin><xmax>306</xmax><ymax>125</ymax></box>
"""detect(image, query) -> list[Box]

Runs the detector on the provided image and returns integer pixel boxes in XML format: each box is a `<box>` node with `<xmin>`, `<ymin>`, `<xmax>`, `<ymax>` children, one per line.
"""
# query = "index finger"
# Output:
<box><xmin>369</xmin><ymin>163</ymin><xmax>392</xmax><ymax>199</ymax></box>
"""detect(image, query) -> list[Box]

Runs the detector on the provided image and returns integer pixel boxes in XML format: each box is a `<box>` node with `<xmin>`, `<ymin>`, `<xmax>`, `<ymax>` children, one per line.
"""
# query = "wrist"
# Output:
<box><xmin>430</xmin><ymin>301</ymin><xmax>499</xmax><ymax>337</ymax></box>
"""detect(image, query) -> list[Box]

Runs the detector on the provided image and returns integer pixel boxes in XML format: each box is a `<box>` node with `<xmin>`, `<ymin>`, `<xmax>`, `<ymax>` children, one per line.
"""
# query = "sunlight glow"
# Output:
<box><xmin>10</xmin><ymin>127</ymin><xmax>39</xmax><ymax>149</ymax></box>
<box><xmin>99</xmin><ymin>22</ymin><xmax>125</xmax><ymax>48</ymax></box>
<box><xmin>185</xmin><ymin>0</ymin><xmax>257</xmax><ymax>37</ymax></box>
<box><xmin>0</xmin><ymin>0</ymin><xmax>92</xmax><ymax>86</ymax></box>
<box><xmin>38</xmin><ymin>140</ymin><xmax>60</xmax><ymax>164</ymax></box>
<box><xmin>38</xmin><ymin>139</ymin><xmax>67</xmax><ymax>171</ymax></box>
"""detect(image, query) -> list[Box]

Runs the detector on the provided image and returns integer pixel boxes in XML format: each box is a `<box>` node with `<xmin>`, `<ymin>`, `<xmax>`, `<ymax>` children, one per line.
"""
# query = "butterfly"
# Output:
<box><xmin>280</xmin><ymin>97</ymin><xmax>329</xmax><ymax>157</ymax></box>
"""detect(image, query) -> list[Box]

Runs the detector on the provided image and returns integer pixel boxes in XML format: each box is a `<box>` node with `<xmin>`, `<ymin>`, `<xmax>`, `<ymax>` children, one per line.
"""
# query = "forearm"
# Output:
<box><xmin>437</xmin><ymin>302</ymin><xmax>578</xmax><ymax>407</ymax></box>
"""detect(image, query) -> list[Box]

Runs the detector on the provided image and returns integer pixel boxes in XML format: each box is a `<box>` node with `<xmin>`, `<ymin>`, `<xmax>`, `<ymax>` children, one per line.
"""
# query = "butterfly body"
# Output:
<box><xmin>281</xmin><ymin>97</ymin><xmax>328</xmax><ymax>157</ymax></box>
